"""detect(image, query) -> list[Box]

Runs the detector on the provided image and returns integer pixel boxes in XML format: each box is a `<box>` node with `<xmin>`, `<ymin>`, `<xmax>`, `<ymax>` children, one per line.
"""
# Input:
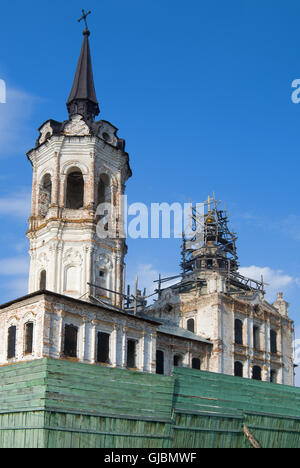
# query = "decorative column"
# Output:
<box><xmin>149</xmin><ymin>332</ymin><xmax>157</xmax><ymax>374</ymax></box>
<box><xmin>111</xmin><ymin>324</ymin><xmax>118</xmax><ymax>367</ymax></box>
<box><xmin>122</xmin><ymin>326</ymin><xmax>127</xmax><ymax>368</ymax></box>
<box><xmin>246</xmin><ymin>309</ymin><xmax>254</xmax><ymax>379</ymax></box>
<box><xmin>57</xmin><ymin>311</ymin><xmax>64</xmax><ymax>357</ymax></box>
<box><xmin>140</xmin><ymin>331</ymin><xmax>146</xmax><ymax>371</ymax></box>
<box><xmin>79</xmin><ymin>318</ymin><xmax>88</xmax><ymax>362</ymax></box>
<box><xmin>90</xmin><ymin>320</ymin><xmax>97</xmax><ymax>363</ymax></box>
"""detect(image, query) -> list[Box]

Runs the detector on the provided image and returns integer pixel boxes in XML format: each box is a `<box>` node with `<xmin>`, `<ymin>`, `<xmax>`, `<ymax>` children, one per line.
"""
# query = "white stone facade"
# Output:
<box><xmin>146</xmin><ymin>270</ymin><xmax>294</xmax><ymax>385</ymax></box>
<box><xmin>0</xmin><ymin>292</ymin><xmax>158</xmax><ymax>372</ymax></box>
<box><xmin>27</xmin><ymin>115</ymin><xmax>131</xmax><ymax>307</ymax></box>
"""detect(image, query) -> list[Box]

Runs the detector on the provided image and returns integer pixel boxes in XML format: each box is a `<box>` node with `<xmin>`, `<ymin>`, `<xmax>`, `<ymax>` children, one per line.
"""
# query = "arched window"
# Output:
<box><xmin>39</xmin><ymin>174</ymin><xmax>52</xmax><ymax>217</ymax></box>
<box><xmin>40</xmin><ymin>270</ymin><xmax>47</xmax><ymax>290</ymax></box>
<box><xmin>270</xmin><ymin>330</ymin><xmax>277</xmax><ymax>354</ymax></box>
<box><xmin>192</xmin><ymin>358</ymin><xmax>201</xmax><ymax>370</ymax></box>
<box><xmin>156</xmin><ymin>350</ymin><xmax>164</xmax><ymax>375</ymax></box>
<box><xmin>234</xmin><ymin>361</ymin><xmax>243</xmax><ymax>377</ymax></box>
<box><xmin>270</xmin><ymin>369</ymin><xmax>277</xmax><ymax>383</ymax></box>
<box><xmin>174</xmin><ymin>355</ymin><xmax>182</xmax><ymax>367</ymax></box>
<box><xmin>252</xmin><ymin>365</ymin><xmax>262</xmax><ymax>381</ymax></box>
<box><xmin>234</xmin><ymin>319</ymin><xmax>243</xmax><ymax>345</ymax></box>
<box><xmin>96</xmin><ymin>174</ymin><xmax>111</xmax><ymax>229</ymax></box>
<box><xmin>7</xmin><ymin>326</ymin><xmax>16</xmax><ymax>359</ymax></box>
<box><xmin>66</xmin><ymin>170</ymin><xmax>84</xmax><ymax>209</ymax></box>
<box><xmin>64</xmin><ymin>324</ymin><xmax>78</xmax><ymax>358</ymax></box>
<box><xmin>187</xmin><ymin>318</ymin><xmax>195</xmax><ymax>333</ymax></box>
<box><xmin>25</xmin><ymin>322</ymin><xmax>34</xmax><ymax>355</ymax></box>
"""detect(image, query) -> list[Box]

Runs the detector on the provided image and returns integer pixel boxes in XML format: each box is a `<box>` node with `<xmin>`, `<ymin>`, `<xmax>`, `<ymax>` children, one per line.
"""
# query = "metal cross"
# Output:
<box><xmin>78</xmin><ymin>9</ymin><xmax>91</xmax><ymax>30</ymax></box>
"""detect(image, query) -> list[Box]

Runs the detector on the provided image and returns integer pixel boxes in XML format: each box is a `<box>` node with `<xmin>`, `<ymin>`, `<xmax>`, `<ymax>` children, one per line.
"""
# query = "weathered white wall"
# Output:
<box><xmin>27</xmin><ymin>115</ymin><xmax>130</xmax><ymax>307</ymax></box>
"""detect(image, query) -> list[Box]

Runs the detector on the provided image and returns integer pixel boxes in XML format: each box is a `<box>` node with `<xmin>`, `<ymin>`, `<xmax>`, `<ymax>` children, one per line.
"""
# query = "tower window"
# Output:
<box><xmin>66</xmin><ymin>171</ymin><xmax>84</xmax><ymax>209</ymax></box>
<box><xmin>7</xmin><ymin>326</ymin><xmax>16</xmax><ymax>359</ymax></box>
<box><xmin>156</xmin><ymin>350</ymin><xmax>164</xmax><ymax>375</ymax></box>
<box><xmin>252</xmin><ymin>365</ymin><xmax>262</xmax><ymax>381</ymax></box>
<box><xmin>64</xmin><ymin>324</ymin><xmax>78</xmax><ymax>358</ymax></box>
<box><xmin>40</xmin><ymin>270</ymin><xmax>47</xmax><ymax>290</ymax></box>
<box><xmin>253</xmin><ymin>325</ymin><xmax>260</xmax><ymax>350</ymax></box>
<box><xmin>25</xmin><ymin>322</ymin><xmax>34</xmax><ymax>355</ymax></box>
<box><xmin>234</xmin><ymin>361</ymin><xmax>243</xmax><ymax>377</ymax></box>
<box><xmin>127</xmin><ymin>339</ymin><xmax>137</xmax><ymax>368</ymax></box>
<box><xmin>97</xmin><ymin>332</ymin><xmax>110</xmax><ymax>364</ymax></box>
<box><xmin>234</xmin><ymin>319</ymin><xmax>243</xmax><ymax>345</ymax></box>
<box><xmin>187</xmin><ymin>318</ymin><xmax>195</xmax><ymax>333</ymax></box>
<box><xmin>192</xmin><ymin>358</ymin><xmax>201</xmax><ymax>370</ymax></box>
<box><xmin>39</xmin><ymin>174</ymin><xmax>52</xmax><ymax>217</ymax></box>
<box><xmin>270</xmin><ymin>330</ymin><xmax>277</xmax><ymax>354</ymax></box>
<box><xmin>97</xmin><ymin>174</ymin><xmax>110</xmax><ymax>207</ymax></box>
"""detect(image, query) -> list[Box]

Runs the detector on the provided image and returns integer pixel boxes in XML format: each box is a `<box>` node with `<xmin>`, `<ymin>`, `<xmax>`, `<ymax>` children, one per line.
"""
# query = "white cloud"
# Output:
<box><xmin>0</xmin><ymin>191</ymin><xmax>31</xmax><ymax>218</ymax></box>
<box><xmin>0</xmin><ymin>278</ymin><xmax>28</xmax><ymax>301</ymax></box>
<box><xmin>0</xmin><ymin>86</ymin><xmax>37</xmax><ymax>157</ymax></box>
<box><xmin>126</xmin><ymin>263</ymin><xmax>178</xmax><ymax>303</ymax></box>
<box><xmin>0</xmin><ymin>256</ymin><xmax>29</xmax><ymax>276</ymax></box>
<box><xmin>0</xmin><ymin>255</ymin><xmax>29</xmax><ymax>303</ymax></box>
<box><xmin>239</xmin><ymin>265</ymin><xmax>295</xmax><ymax>301</ymax></box>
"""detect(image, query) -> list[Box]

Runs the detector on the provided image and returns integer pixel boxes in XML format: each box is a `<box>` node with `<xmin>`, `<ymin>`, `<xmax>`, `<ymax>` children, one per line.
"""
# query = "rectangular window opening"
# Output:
<box><xmin>25</xmin><ymin>322</ymin><xmax>34</xmax><ymax>355</ymax></box>
<box><xmin>97</xmin><ymin>332</ymin><xmax>110</xmax><ymax>364</ymax></box>
<box><xmin>7</xmin><ymin>326</ymin><xmax>16</xmax><ymax>359</ymax></box>
<box><xmin>64</xmin><ymin>324</ymin><xmax>78</xmax><ymax>358</ymax></box>
<box><xmin>127</xmin><ymin>339</ymin><xmax>137</xmax><ymax>369</ymax></box>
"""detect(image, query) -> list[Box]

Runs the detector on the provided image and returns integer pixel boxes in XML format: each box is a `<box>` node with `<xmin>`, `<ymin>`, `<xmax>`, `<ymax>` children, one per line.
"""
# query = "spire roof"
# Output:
<box><xmin>67</xmin><ymin>30</ymin><xmax>100</xmax><ymax>121</ymax></box>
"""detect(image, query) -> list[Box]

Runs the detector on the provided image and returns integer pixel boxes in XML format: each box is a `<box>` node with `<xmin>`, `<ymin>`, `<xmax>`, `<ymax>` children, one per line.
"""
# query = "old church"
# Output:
<box><xmin>0</xmin><ymin>22</ymin><xmax>294</xmax><ymax>388</ymax></box>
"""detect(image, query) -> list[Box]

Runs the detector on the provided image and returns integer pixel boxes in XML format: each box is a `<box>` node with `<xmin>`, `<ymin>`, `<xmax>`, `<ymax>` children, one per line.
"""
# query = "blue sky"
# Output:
<box><xmin>0</xmin><ymin>0</ymin><xmax>300</xmax><ymax>384</ymax></box>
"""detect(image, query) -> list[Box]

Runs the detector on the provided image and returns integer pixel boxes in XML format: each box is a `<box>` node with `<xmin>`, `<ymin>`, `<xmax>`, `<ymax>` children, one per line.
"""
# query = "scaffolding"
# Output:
<box><xmin>153</xmin><ymin>195</ymin><xmax>266</xmax><ymax>297</ymax></box>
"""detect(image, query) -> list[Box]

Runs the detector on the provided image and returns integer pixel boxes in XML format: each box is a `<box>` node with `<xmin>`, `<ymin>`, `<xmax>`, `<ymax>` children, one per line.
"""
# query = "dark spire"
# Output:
<box><xmin>67</xmin><ymin>20</ymin><xmax>100</xmax><ymax>122</ymax></box>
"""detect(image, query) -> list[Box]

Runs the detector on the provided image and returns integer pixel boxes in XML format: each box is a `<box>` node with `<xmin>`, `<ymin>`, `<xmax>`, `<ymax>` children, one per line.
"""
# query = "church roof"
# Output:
<box><xmin>158</xmin><ymin>323</ymin><xmax>212</xmax><ymax>345</ymax></box>
<box><xmin>66</xmin><ymin>30</ymin><xmax>100</xmax><ymax>121</ymax></box>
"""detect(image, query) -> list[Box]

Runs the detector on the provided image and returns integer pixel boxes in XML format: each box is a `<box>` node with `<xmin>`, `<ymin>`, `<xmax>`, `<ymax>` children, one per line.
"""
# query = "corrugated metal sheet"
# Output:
<box><xmin>0</xmin><ymin>359</ymin><xmax>299</xmax><ymax>448</ymax></box>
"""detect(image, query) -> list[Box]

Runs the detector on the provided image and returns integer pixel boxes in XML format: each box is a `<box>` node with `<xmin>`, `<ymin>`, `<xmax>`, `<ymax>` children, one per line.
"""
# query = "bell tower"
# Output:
<box><xmin>27</xmin><ymin>21</ymin><xmax>131</xmax><ymax>306</ymax></box>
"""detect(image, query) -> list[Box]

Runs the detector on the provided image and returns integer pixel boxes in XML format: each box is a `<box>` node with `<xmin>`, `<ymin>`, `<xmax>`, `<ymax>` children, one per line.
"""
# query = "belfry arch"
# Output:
<box><xmin>66</xmin><ymin>169</ymin><xmax>84</xmax><ymax>209</ymax></box>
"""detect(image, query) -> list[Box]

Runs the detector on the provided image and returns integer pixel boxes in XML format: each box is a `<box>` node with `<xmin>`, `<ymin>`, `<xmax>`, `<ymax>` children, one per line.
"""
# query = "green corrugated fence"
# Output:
<box><xmin>0</xmin><ymin>359</ymin><xmax>299</xmax><ymax>448</ymax></box>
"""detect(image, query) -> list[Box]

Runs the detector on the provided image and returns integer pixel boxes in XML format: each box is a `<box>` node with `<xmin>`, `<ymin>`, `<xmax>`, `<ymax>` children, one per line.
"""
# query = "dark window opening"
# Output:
<box><xmin>156</xmin><ymin>350</ymin><xmax>164</xmax><ymax>375</ymax></box>
<box><xmin>66</xmin><ymin>171</ymin><xmax>84</xmax><ymax>209</ymax></box>
<box><xmin>7</xmin><ymin>326</ymin><xmax>16</xmax><ymax>359</ymax></box>
<box><xmin>270</xmin><ymin>369</ymin><xmax>277</xmax><ymax>383</ymax></box>
<box><xmin>252</xmin><ymin>365</ymin><xmax>262</xmax><ymax>381</ymax></box>
<box><xmin>270</xmin><ymin>330</ymin><xmax>277</xmax><ymax>354</ymax></box>
<box><xmin>64</xmin><ymin>324</ymin><xmax>78</xmax><ymax>358</ymax></box>
<box><xmin>192</xmin><ymin>358</ymin><xmax>201</xmax><ymax>370</ymax></box>
<box><xmin>127</xmin><ymin>339</ymin><xmax>137</xmax><ymax>368</ymax></box>
<box><xmin>174</xmin><ymin>355</ymin><xmax>182</xmax><ymax>367</ymax></box>
<box><xmin>253</xmin><ymin>326</ymin><xmax>260</xmax><ymax>350</ymax></box>
<box><xmin>97</xmin><ymin>332</ymin><xmax>110</xmax><ymax>364</ymax></box>
<box><xmin>187</xmin><ymin>318</ymin><xmax>195</xmax><ymax>333</ymax></box>
<box><xmin>97</xmin><ymin>174</ymin><xmax>110</xmax><ymax>207</ymax></box>
<box><xmin>40</xmin><ymin>270</ymin><xmax>47</xmax><ymax>290</ymax></box>
<box><xmin>207</xmin><ymin>259</ymin><xmax>213</xmax><ymax>269</ymax></box>
<box><xmin>234</xmin><ymin>361</ymin><xmax>243</xmax><ymax>377</ymax></box>
<box><xmin>25</xmin><ymin>322</ymin><xmax>33</xmax><ymax>355</ymax></box>
<box><xmin>235</xmin><ymin>319</ymin><xmax>243</xmax><ymax>345</ymax></box>
<box><xmin>39</xmin><ymin>174</ymin><xmax>52</xmax><ymax>217</ymax></box>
